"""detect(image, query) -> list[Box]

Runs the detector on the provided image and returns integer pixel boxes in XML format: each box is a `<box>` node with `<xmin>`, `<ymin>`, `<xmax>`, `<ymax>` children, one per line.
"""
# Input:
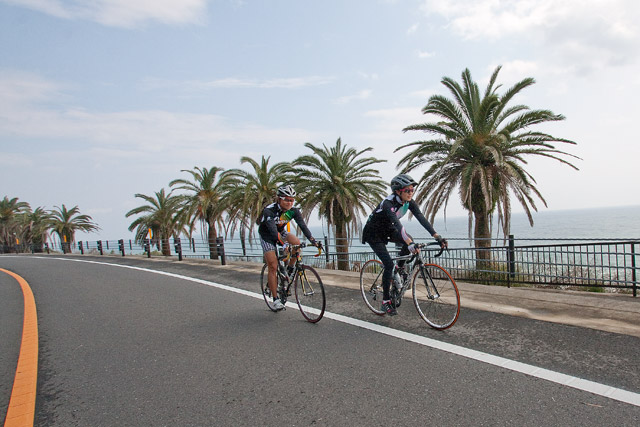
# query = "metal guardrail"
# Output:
<box><xmin>6</xmin><ymin>235</ymin><xmax>637</xmax><ymax>296</ymax></box>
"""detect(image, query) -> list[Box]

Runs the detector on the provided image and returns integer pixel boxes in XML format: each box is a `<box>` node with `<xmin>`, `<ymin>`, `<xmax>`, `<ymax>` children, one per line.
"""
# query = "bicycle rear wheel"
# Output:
<box><xmin>412</xmin><ymin>263</ymin><xmax>460</xmax><ymax>329</ymax></box>
<box><xmin>294</xmin><ymin>265</ymin><xmax>326</xmax><ymax>323</ymax></box>
<box><xmin>260</xmin><ymin>263</ymin><xmax>279</xmax><ymax>312</ymax></box>
<box><xmin>359</xmin><ymin>259</ymin><xmax>385</xmax><ymax>315</ymax></box>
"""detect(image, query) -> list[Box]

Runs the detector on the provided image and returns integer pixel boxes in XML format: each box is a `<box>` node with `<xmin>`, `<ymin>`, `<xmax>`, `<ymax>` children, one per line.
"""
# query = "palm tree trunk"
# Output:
<box><xmin>335</xmin><ymin>217</ymin><xmax>349</xmax><ymax>271</ymax></box>
<box><xmin>208</xmin><ymin>223</ymin><xmax>219</xmax><ymax>260</ymax></box>
<box><xmin>161</xmin><ymin>236</ymin><xmax>171</xmax><ymax>256</ymax></box>
<box><xmin>473</xmin><ymin>210</ymin><xmax>492</xmax><ymax>270</ymax></box>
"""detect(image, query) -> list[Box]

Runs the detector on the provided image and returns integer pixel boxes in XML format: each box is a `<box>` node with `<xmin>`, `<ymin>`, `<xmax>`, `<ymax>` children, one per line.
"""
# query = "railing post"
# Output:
<box><xmin>216</xmin><ymin>236</ymin><xmax>226</xmax><ymax>265</ymax></box>
<box><xmin>192</xmin><ymin>238</ymin><xmax>196</xmax><ymax>253</ymax></box>
<box><xmin>324</xmin><ymin>235</ymin><xmax>330</xmax><ymax>264</ymax></box>
<box><xmin>508</xmin><ymin>234</ymin><xmax>515</xmax><ymax>288</ymax></box>
<box><xmin>97</xmin><ymin>240</ymin><xmax>103</xmax><ymax>255</ymax></box>
<box><xmin>175</xmin><ymin>237</ymin><xmax>182</xmax><ymax>261</ymax></box>
<box><xmin>632</xmin><ymin>242</ymin><xmax>637</xmax><ymax>297</ymax></box>
<box><xmin>78</xmin><ymin>241</ymin><xmax>84</xmax><ymax>255</ymax></box>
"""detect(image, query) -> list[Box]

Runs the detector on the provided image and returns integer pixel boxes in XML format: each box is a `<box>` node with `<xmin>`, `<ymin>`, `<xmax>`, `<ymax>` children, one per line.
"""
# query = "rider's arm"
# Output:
<box><xmin>408</xmin><ymin>200</ymin><xmax>437</xmax><ymax>236</ymax></box>
<box><xmin>292</xmin><ymin>208</ymin><xmax>317</xmax><ymax>244</ymax></box>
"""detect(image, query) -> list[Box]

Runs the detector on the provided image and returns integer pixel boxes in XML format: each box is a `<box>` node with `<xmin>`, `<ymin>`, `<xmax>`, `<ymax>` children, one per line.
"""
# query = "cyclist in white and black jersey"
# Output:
<box><xmin>258</xmin><ymin>184</ymin><xmax>321</xmax><ymax>310</ymax></box>
<box><xmin>362</xmin><ymin>174</ymin><xmax>447</xmax><ymax>315</ymax></box>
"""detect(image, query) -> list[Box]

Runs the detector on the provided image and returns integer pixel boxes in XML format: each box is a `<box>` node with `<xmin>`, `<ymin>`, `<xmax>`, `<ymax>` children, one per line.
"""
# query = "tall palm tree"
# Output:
<box><xmin>399</xmin><ymin>66</ymin><xmax>579</xmax><ymax>266</ymax></box>
<box><xmin>169</xmin><ymin>166</ymin><xmax>229</xmax><ymax>259</ymax></box>
<box><xmin>50</xmin><ymin>204</ymin><xmax>100</xmax><ymax>253</ymax></box>
<box><xmin>125</xmin><ymin>189</ymin><xmax>184</xmax><ymax>256</ymax></box>
<box><xmin>0</xmin><ymin>196</ymin><xmax>30</xmax><ymax>250</ymax></box>
<box><xmin>222</xmin><ymin>156</ymin><xmax>290</xmax><ymax>249</ymax></box>
<box><xmin>291</xmin><ymin>138</ymin><xmax>387</xmax><ymax>271</ymax></box>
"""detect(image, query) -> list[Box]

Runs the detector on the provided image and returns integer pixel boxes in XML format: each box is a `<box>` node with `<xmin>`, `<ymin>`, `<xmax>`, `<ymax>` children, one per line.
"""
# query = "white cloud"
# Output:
<box><xmin>417</xmin><ymin>50</ymin><xmax>435</xmax><ymax>59</ymax></box>
<box><xmin>406</xmin><ymin>23</ymin><xmax>419</xmax><ymax>34</ymax></box>
<box><xmin>142</xmin><ymin>76</ymin><xmax>335</xmax><ymax>91</ymax></box>
<box><xmin>335</xmin><ymin>89</ymin><xmax>372</xmax><ymax>104</ymax></box>
<box><xmin>357</xmin><ymin>72</ymin><xmax>379</xmax><ymax>81</ymax></box>
<box><xmin>0</xmin><ymin>71</ymin><xmax>317</xmax><ymax>157</ymax></box>
<box><xmin>1</xmin><ymin>0</ymin><xmax>209</xmax><ymax>28</ymax></box>
<box><xmin>421</xmin><ymin>0</ymin><xmax>640</xmax><ymax>74</ymax></box>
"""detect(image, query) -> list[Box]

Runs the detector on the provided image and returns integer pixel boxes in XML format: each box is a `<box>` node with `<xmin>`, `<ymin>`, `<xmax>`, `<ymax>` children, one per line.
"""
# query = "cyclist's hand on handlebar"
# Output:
<box><xmin>434</xmin><ymin>234</ymin><xmax>448</xmax><ymax>249</ymax></box>
<box><xmin>408</xmin><ymin>242</ymin><xmax>419</xmax><ymax>254</ymax></box>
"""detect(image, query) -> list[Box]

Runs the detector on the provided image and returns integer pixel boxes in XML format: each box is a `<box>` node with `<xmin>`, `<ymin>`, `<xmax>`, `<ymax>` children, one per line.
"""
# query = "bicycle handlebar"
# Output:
<box><xmin>282</xmin><ymin>242</ymin><xmax>323</xmax><ymax>258</ymax></box>
<box><xmin>415</xmin><ymin>241</ymin><xmax>447</xmax><ymax>258</ymax></box>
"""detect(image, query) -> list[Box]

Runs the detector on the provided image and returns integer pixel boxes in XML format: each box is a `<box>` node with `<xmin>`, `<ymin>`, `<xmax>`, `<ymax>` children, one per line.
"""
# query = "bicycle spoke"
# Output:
<box><xmin>359</xmin><ymin>259</ymin><xmax>386</xmax><ymax>315</ymax></box>
<box><xmin>260</xmin><ymin>263</ymin><xmax>280</xmax><ymax>312</ymax></box>
<box><xmin>295</xmin><ymin>265</ymin><xmax>325</xmax><ymax>323</ymax></box>
<box><xmin>412</xmin><ymin>264</ymin><xmax>460</xmax><ymax>329</ymax></box>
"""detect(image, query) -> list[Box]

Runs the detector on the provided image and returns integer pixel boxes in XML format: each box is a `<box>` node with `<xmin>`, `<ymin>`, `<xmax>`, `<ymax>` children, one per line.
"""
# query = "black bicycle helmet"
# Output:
<box><xmin>390</xmin><ymin>174</ymin><xmax>418</xmax><ymax>191</ymax></box>
<box><xmin>276</xmin><ymin>184</ymin><xmax>296</xmax><ymax>198</ymax></box>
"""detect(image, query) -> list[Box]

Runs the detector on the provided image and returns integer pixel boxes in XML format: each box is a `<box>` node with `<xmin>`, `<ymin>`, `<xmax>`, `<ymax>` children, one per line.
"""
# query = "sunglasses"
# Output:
<box><xmin>280</xmin><ymin>197</ymin><xmax>295</xmax><ymax>203</ymax></box>
<box><xmin>400</xmin><ymin>188</ymin><xmax>415</xmax><ymax>194</ymax></box>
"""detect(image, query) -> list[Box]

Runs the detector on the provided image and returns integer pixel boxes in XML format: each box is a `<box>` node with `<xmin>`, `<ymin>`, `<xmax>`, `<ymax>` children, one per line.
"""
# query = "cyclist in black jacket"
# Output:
<box><xmin>258</xmin><ymin>184</ymin><xmax>320</xmax><ymax>310</ymax></box>
<box><xmin>362</xmin><ymin>174</ymin><xmax>447</xmax><ymax>315</ymax></box>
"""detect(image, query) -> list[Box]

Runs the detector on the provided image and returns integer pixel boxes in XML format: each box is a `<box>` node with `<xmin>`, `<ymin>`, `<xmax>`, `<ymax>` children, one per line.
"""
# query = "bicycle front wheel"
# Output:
<box><xmin>412</xmin><ymin>264</ymin><xmax>460</xmax><ymax>330</ymax></box>
<box><xmin>294</xmin><ymin>265</ymin><xmax>326</xmax><ymax>323</ymax></box>
<box><xmin>260</xmin><ymin>263</ymin><xmax>279</xmax><ymax>312</ymax></box>
<box><xmin>359</xmin><ymin>259</ymin><xmax>385</xmax><ymax>315</ymax></box>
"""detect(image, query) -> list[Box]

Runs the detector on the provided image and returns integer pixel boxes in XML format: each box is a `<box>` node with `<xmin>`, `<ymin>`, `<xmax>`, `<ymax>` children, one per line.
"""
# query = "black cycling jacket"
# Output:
<box><xmin>362</xmin><ymin>194</ymin><xmax>436</xmax><ymax>244</ymax></box>
<box><xmin>258</xmin><ymin>202</ymin><xmax>315</xmax><ymax>245</ymax></box>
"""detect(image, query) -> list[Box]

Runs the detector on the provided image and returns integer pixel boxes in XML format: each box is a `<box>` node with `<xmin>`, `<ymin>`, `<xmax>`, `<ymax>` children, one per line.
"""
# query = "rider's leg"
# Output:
<box><xmin>369</xmin><ymin>241</ymin><xmax>393</xmax><ymax>300</ymax></box>
<box><xmin>285</xmin><ymin>233</ymin><xmax>300</xmax><ymax>270</ymax></box>
<box><xmin>263</xmin><ymin>250</ymin><xmax>279</xmax><ymax>299</ymax></box>
<box><xmin>391</xmin><ymin>231</ymin><xmax>411</xmax><ymax>270</ymax></box>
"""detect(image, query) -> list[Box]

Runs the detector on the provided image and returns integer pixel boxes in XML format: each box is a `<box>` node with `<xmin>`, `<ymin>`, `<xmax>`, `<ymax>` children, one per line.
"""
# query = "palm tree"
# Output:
<box><xmin>222</xmin><ymin>156</ymin><xmax>290</xmax><ymax>251</ymax></box>
<box><xmin>169</xmin><ymin>166</ymin><xmax>229</xmax><ymax>260</ymax></box>
<box><xmin>19</xmin><ymin>207</ymin><xmax>52</xmax><ymax>252</ymax></box>
<box><xmin>0</xmin><ymin>196</ymin><xmax>30</xmax><ymax>251</ymax></box>
<box><xmin>50</xmin><ymin>204</ymin><xmax>100</xmax><ymax>253</ymax></box>
<box><xmin>399</xmin><ymin>66</ymin><xmax>579</xmax><ymax>267</ymax></box>
<box><xmin>125</xmin><ymin>189</ymin><xmax>184</xmax><ymax>256</ymax></box>
<box><xmin>291</xmin><ymin>138</ymin><xmax>388</xmax><ymax>271</ymax></box>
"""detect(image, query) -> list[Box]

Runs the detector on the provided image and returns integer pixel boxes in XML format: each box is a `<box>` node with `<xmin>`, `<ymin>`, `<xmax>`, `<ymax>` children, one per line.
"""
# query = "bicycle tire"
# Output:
<box><xmin>294</xmin><ymin>265</ymin><xmax>326</xmax><ymax>323</ymax></box>
<box><xmin>359</xmin><ymin>259</ymin><xmax>385</xmax><ymax>315</ymax></box>
<box><xmin>260</xmin><ymin>263</ymin><xmax>280</xmax><ymax>312</ymax></box>
<box><xmin>412</xmin><ymin>263</ymin><xmax>460</xmax><ymax>330</ymax></box>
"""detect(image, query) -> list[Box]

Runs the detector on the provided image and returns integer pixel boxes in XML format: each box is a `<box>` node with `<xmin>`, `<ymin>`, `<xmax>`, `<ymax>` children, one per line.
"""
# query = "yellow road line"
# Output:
<box><xmin>1</xmin><ymin>269</ymin><xmax>38</xmax><ymax>427</ymax></box>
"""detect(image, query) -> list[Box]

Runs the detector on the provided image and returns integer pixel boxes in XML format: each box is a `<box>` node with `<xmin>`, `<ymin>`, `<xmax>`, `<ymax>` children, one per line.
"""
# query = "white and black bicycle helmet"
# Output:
<box><xmin>277</xmin><ymin>184</ymin><xmax>297</xmax><ymax>198</ymax></box>
<box><xmin>390</xmin><ymin>173</ymin><xmax>418</xmax><ymax>191</ymax></box>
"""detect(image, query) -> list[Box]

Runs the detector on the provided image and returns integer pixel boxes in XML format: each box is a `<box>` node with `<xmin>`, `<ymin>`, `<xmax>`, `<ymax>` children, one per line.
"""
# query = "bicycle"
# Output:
<box><xmin>359</xmin><ymin>242</ymin><xmax>460</xmax><ymax>330</ymax></box>
<box><xmin>260</xmin><ymin>243</ymin><xmax>326</xmax><ymax>323</ymax></box>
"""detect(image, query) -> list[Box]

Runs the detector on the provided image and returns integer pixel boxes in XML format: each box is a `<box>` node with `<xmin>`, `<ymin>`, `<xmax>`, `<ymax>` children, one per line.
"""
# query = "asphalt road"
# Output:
<box><xmin>2</xmin><ymin>255</ymin><xmax>640</xmax><ymax>426</ymax></box>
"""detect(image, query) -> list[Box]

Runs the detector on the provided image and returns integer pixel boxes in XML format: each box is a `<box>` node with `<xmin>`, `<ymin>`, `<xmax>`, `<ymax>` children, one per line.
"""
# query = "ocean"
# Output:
<box><xmin>307</xmin><ymin>205</ymin><xmax>640</xmax><ymax>249</ymax></box>
<box><xmin>73</xmin><ymin>205</ymin><xmax>640</xmax><ymax>257</ymax></box>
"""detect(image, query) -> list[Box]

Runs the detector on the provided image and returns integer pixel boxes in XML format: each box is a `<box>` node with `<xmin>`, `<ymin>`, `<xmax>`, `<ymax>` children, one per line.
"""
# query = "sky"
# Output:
<box><xmin>1</xmin><ymin>0</ymin><xmax>639</xmax><ymax>241</ymax></box>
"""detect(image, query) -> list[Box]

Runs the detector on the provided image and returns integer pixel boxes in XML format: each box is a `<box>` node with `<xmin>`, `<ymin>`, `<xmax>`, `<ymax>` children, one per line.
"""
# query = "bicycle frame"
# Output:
<box><xmin>391</xmin><ymin>242</ymin><xmax>445</xmax><ymax>297</ymax></box>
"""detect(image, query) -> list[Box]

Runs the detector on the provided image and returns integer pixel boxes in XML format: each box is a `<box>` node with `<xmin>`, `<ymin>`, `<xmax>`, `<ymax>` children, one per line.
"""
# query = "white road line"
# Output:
<box><xmin>20</xmin><ymin>256</ymin><xmax>640</xmax><ymax>407</ymax></box>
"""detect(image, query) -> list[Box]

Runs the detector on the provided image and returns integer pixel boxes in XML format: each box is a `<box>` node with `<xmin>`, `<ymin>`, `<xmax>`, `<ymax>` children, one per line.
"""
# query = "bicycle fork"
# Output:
<box><xmin>419</xmin><ymin>266</ymin><xmax>441</xmax><ymax>300</ymax></box>
<box><xmin>298</xmin><ymin>269</ymin><xmax>316</xmax><ymax>297</ymax></box>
